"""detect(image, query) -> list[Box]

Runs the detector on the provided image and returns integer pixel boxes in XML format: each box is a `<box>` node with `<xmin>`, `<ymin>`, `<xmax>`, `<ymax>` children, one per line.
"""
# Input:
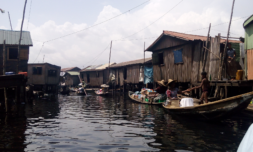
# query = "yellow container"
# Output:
<box><xmin>236</xmin><ymin>70</ymin><xmax>243</xmax><ymax>80</ymax></box>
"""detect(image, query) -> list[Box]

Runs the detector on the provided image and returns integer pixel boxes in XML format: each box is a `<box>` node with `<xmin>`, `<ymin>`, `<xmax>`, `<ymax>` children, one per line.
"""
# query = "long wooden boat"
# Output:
<box><xmin>95</xmin><ymin>90</ymin><xmax>109</xmax><ymax>96</ymax></box>
<box><xmin>128</xmin><ymin>91</ymin><xmax>165</xmax><ymax>105</ymax></box>
<box><xmin>163</xmin><ymin>91</ymin><xmax>253</xmax><ymax>120</ymax></box>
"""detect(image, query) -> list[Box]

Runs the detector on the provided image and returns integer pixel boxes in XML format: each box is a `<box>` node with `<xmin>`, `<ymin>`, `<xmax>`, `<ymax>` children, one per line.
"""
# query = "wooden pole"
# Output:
<box><xmin>202</xmin><ymin>23</ymin><xmax>211</xmax><ymax>72</ymax></box>
<box><xmin>17</xmin><ymin>0</ymin><xmax>28</xmax><ymax>73</ymax></box>
<box><xmin>144</xmin><ymin>42</ymin><xmax>146</xmax><ymax>88</ymax></box>
<box><xmin>108</xmin><ymin>41</ymin><xmax>112</xmax><ymax>76</ymax></box>
<box><xmin>8</xmin><ymin>12</ymin><xmax>13</xmax><ymax>30</ymax></box>
<box><xmin>3</xmin><ymin>40</ymin><xmax>8</xmax><ymax>112</ymax></box>
<box><xmin>219</xmin><ymin>0</ymin><xmax>235</xmax><ymax>80</ymax></box>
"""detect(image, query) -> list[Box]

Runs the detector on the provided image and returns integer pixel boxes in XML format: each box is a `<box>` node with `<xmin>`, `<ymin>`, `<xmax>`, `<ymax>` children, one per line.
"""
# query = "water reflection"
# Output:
<box><xmin>0</xmin><ymin>93</ymin><xmax>252</xmax><ymax>151</ymax></box>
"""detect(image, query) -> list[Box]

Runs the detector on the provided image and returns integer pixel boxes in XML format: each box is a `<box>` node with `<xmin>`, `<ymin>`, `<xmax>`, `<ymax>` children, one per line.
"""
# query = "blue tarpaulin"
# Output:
<box><xmin>174</xmin><ymin>49</ymin><xmax>183</xmax><ymax>63</ymax></box>
<box><xmin>144</xmin><ymin>66</ymin><xmax>153</xmax><ymax>84</ymax></box>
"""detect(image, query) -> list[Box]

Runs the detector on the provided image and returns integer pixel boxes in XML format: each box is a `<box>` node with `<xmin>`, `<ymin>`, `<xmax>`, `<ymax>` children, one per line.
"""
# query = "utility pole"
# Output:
<box><xmin>202</xmin><ymin>23</ymin><xmax>211</xmax><ymax>72</ymax></box>
<box><xmin>3</xmin><ymin>40</ymin><xmax>8</xmax><ymax>112</ymax></box>
<box><xmin>43</xmin><ymin>55</ymin><xmax>45</xmax><ymax>63</ymax></box>
<box><xmin>8</xmin><ymin>12</ymin><xmax>13</xmax><ymax>30</ymax></box>
<box><xmin>219</xmin><ymin>0</ymin><xmax>235</xmax><ymax>80</ymax></box>
<box><xmin>108</xmin><ymin>41</ymin><xmax>112</xmax><ymax>75</ymax></box>
<box><xmin>17</xmin><ymin>0</ymin><xmax>28</xmax><ymax>73</ymax></box>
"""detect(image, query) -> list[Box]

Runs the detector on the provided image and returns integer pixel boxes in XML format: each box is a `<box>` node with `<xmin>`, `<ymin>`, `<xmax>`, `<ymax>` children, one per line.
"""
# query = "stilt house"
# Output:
<box><xmin>146</xmin><ymin>31</ymin><xmax>252</xmax><ymax>98</ymax></box>
<box><xmin>80</xmin><ymin>63</ymin><xmax>115</xmax><ymax>87</ymax></box>
<box><xmin>244</xmin><ymin>15</ymin><xmax>253</xmax><ymax>80</ymax></box>
<box><xmin>60</xmin><ymin>67</ymin><xmax>81</xmax><ymax>87</ymax></box>
<box><xmin>109</xmin><ymin>58</ymin><xmax>152</xmax><ymax>89</ymax></box>
<box><xmin>0</xmin><ymin>30</ymin><xmax>33</xmax><ymax>107</ymax></box>
<box><xmin>27</xmin><ymin>63</ymin><xmax>61</xmax><ymax>93</ymax></box>
<box><xmin>0</xmin><ymin>30</ymin><xmax>32</xmax><ymax>74</ymax></box>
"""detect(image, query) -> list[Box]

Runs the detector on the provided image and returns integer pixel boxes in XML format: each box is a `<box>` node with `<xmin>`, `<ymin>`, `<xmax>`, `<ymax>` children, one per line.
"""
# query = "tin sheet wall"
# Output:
<box><xmin>247</xmin><ymin>49</ymin><xmax>253</xmax><ymax>80</ymax></box>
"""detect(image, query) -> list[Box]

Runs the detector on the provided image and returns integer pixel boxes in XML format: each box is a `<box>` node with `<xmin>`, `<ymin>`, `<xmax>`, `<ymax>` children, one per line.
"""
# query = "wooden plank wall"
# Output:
<box><xmin>126</xmin><ymin>66</ymin><xmax>132</xmax><ymax>83</ymax></box>
<box><xmin>153</xmin><ymin>65</ymin><xmax>161</xmax><ymax>82</ymax></box>
<box><xmin>208</xmin><ymin>36</ymin><xmax>221</xmax><ymax>81</ymax></box>
<box><xmin>199</xmin><ymin>41</ymin><xmax>211</xmax><ymax>81</ymax></box>
<box><xmin>89</xmin><ymin>72</ymin><xmax>97</xmax><ymax>86</ymax></box>
<box><xmin>248</xmin><ymin>49</ymin><xmax>253</xmax><ymax>80</ymax></box>
<box><xmin>132</xmin><ymin>65</ymin><xmax>140</xmax><ymax>83</ymax></box>
<box><xmin>119</xmin><ymin>68</ymin><xmax>124</xmax><ymax>86</ymax></box>
<box><xmin>98</xmin><ymin>71</ymin><xmax>104</xmax><ymax>86</ymax></box>
<box><xmin>157</xmin><ymin>44</ymin><xmax>193</xmax><ymax>82</ymax></box>
<box><xmin>191</xmin><ymin>42</ymin><xmax>202</xmax><ymax>83</ymax></box>
<box><xmin>81</xmin><ymin>72</ymin><xmax>87</xmax><ymax>83</ymax></box>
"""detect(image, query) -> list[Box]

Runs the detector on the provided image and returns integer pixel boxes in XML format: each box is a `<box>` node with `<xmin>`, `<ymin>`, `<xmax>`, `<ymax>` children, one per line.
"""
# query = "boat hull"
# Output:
<box><xmin>163</xmin><ymin>92</ymin><xmax>253</xmax><ymax>120</ymax></box>
<box><xmin>95</xmin><ymin>90</ymin><xmax>109</xmax><ymax>96</ymax></box>
<box><xmin>128</xmin><ymin>91</ymin><xmax>164</xmax><ymax>105</ymax></box>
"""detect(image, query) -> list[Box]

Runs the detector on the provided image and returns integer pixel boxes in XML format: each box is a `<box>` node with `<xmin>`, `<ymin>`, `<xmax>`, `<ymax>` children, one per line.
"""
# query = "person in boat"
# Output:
<box><xmin>184</xmin><ymin>72</ymin><xmax>210</xmax><ymax>104</ymax></box>
<box><xmin>166</xmin><ymin>79</ymin><xmax>183</xmax><ymax>100</ymax></box>
<box><xmin>153</xmin><ymin>80</ymin><xmax>168</xmax><ymax>102</ymax></box>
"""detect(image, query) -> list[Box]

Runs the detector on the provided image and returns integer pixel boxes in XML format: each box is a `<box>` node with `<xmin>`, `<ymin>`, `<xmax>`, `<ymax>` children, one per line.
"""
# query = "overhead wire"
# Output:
<box><xmin>32</xmin><ymin>0</ymin><xmax>151</xmax><ymax>63</ymax></box>
<box><xmin>44</xmin><ymin>0</ymin><xmax>150</xmax><ymax>43</ymax></box>
<box><xmin>116</xmin><ymin>0</ymin><xmax>184</xmax><ymax>41</ymax></box>
<box><xmin>33</xmin><ymin>42</ymin><xmax>45</xmax><ymax>63</ymax></box>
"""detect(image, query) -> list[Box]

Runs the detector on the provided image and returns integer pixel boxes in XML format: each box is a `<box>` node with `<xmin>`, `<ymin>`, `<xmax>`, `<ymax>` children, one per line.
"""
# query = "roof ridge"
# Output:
<box><xmin>164</xmin><ymin>30</ymin><xmax>206</xmax><ymax>37</ymax></box>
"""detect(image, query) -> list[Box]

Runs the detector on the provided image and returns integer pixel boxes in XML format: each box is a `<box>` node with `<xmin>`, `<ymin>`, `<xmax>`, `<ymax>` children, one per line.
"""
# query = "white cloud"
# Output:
<box><xmin>19</xmin><ymin>0</ymin><xmax>247</xmax><ymax>69</ymax></box>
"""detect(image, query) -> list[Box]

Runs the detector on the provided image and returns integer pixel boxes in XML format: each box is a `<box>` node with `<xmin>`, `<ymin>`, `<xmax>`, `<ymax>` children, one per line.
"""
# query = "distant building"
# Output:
<box><xmin>0</xmin><ymin>29</ymin><xmax>33</xmax><ymax>74</ymax></box>
<box><xmin>80</xmin><ymin>63</ymin><xmax>115</xmax><ymax>87</ymax></box>
<box><xmin>61</xmin><ymin>67</ymin><xmax>81</xmax><ymax>72</ymax></box>
<box><xmin>63</xmin><ymin>71</ymin><xmax>80</xmax><ymax>87</ymax></box>
<box><xmin>110</xmin><ymin>58</ymin><xmax>153</xmax><ymax>90</ymax></box>
<box><xmin>27</xmin><ymin>63</ymin><xmax>61</xmax><ymax>93</ymax></box>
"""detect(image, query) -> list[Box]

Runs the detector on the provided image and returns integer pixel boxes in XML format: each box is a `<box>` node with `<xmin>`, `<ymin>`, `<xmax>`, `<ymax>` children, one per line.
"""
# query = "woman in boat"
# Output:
<box><xmin>153</xmin><ymin>80</ymin><xmax>168</xmax><ymax>102</ymax></box>
<box><xmin>166</xmin><ymin>79</ymin><xmax>183</xmax><ymax>100</ymax></box>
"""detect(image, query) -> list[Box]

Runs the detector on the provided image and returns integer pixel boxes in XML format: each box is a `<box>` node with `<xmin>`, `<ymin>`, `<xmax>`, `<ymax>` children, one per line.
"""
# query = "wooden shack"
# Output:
<box><xmin>146</xmin><ymin>31</ymin><xmax>253</xmax><ymax>99</ymax></box>
<box><xmin>64</xmin><ymin>71</ymin><xmax>80</xmax><ymax>87</ymax></box>
<box><xmin>27</xmin><ymin>63</ymin><xmax>61</xmax><ymax>94</ymax></box>
<box><xmin>60</xmin><ymin>67</ymin><xmax>81</xmax><ymax>87</ymax></box>
<box><xmin>244</xmin><ymin>15</ymin><xmax>253</xmax><ymax>80</ymax></box>
<box><xmin>109</xmin><ymin>58</ymin><xmax>152</xmax><ymax>90</ymax></box>
<box><xmin>0</xmin><ymin>30</ymin><xmax>32</xmax><ymax>74</ymax></box>
<box><xmin>0</xmin><ymin>30</ymin><xmax>33</xmax><ymax>112</ymax></box>
<box><xmin>80</xmin><ymin>63</ymin><xmax>115</xmax><ymax>87</ymax></box>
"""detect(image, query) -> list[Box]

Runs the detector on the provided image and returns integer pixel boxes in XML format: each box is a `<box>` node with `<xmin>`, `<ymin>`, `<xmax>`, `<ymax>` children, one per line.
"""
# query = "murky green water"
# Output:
<box><xmin>0</xmin><ymin>93</ymin><xmax>253</xmax><ymax>151</ymax></box>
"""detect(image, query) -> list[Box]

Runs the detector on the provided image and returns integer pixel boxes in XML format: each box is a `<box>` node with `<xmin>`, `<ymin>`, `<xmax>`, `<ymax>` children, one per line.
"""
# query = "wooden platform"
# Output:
<box><xmin>193</xmin><ymin>80</ymin><xmax>253</xmax><ymax>87</ymax></box>
<box><xmin>246</xmin><ymin>104</ymin><xmax>253</xmax><ymax>112</ymax></box>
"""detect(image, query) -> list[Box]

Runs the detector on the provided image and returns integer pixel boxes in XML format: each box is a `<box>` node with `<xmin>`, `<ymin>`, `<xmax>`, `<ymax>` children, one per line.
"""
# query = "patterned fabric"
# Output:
<box><xmin>166</xmin><ymin>88</ymin><xmax>179</xmax><ymax>98</ymax></box>
<box><xmin>154</xmin><ymin>94</ymin><xmax>167</xmax><ymax>102</ymax></box>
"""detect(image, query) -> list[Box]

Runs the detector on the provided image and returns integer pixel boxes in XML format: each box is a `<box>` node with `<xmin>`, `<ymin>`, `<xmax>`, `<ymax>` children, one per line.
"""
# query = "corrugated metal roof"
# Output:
<box><xmin>61</xmin><ymin>67</ymin><xmax>81</xmax><ymax>72</ymax></box>
<box><xmin>96</xmin><ymin>62</ymin><xmax>116</xmax><ymax>69</ymax></box>
<box><xmin>80</xmin><ymin>64</ymin><xmax>102</xmax><ymax>72</ymax></box>
<box><xmin>163</xmin><ymin>31</ymin><xmax>240</xmax><ymax>43</ymax></box>
<box><xmin>243</xmin><ymin>15</ymin><xmax>253</xmax><ymax>27</ymax></box>
<box><xmin>66</xmin><ymin>71</ymin><xmax>80</xmax><ymax>76</ymax></box>
<box><xmin>146</xmin><ymin>30</ymin><xmax>241</xmax><ymax>51</ymax></box>
<box><xmin>0</xmin><ymin>29</ymin><xmax>33</xmax><ymax>46</ymax></box>
<box><xmin>110</xmin><ymin>58</ymin><xmax>152</xmax><ymax>68</ymax></box>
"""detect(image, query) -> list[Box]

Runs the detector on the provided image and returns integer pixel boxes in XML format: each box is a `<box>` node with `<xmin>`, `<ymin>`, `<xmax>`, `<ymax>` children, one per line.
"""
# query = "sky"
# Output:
<box><xmin>0</xmin><ymin>0</ymin><xmax>252</xmax><ymax>69</ymax></box>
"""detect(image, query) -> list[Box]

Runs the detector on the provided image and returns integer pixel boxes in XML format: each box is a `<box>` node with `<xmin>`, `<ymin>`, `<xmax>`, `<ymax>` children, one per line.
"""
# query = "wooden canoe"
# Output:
<box><xmin>95</xmin><ymin>90</ymin><xmax>109</xmax><ymax>96</ymax></box>
<box><xmin>163</xmin><ymin>91</ymin><xmax>253</xmax><ymax>120</ymax></box>
<box><xmin>128</xmin><ymin>91</ymin><xmax>165</xmax><ymax>105</ymax></box>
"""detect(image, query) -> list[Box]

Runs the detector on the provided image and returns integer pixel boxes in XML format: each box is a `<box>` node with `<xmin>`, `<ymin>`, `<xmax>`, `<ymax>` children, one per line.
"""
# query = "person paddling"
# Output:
<box><xmin>184</xmin><ymin>72</ymin><xmax>210</xmax><ymax>104</ymax></box>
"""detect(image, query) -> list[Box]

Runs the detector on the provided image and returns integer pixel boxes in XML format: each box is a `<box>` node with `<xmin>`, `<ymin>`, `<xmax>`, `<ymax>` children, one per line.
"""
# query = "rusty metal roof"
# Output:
<box><xmin>110</xmin><ymin>58</ymin><xmax>152</xmax><ymax>68</ymax></box>
<box><xmin>0</xmin><ymin>29</ymin><xmax>33</xmax><ymax>46</ymax></box>
<box><xmin>146</xmin><ymin>30</ymin><xmax>241</xmax><ymax>51</ymax></box>
<box><xmin>61</xmin><ymin>67</ymin><xmax>81</xmax><ymax>72</ymax></box>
